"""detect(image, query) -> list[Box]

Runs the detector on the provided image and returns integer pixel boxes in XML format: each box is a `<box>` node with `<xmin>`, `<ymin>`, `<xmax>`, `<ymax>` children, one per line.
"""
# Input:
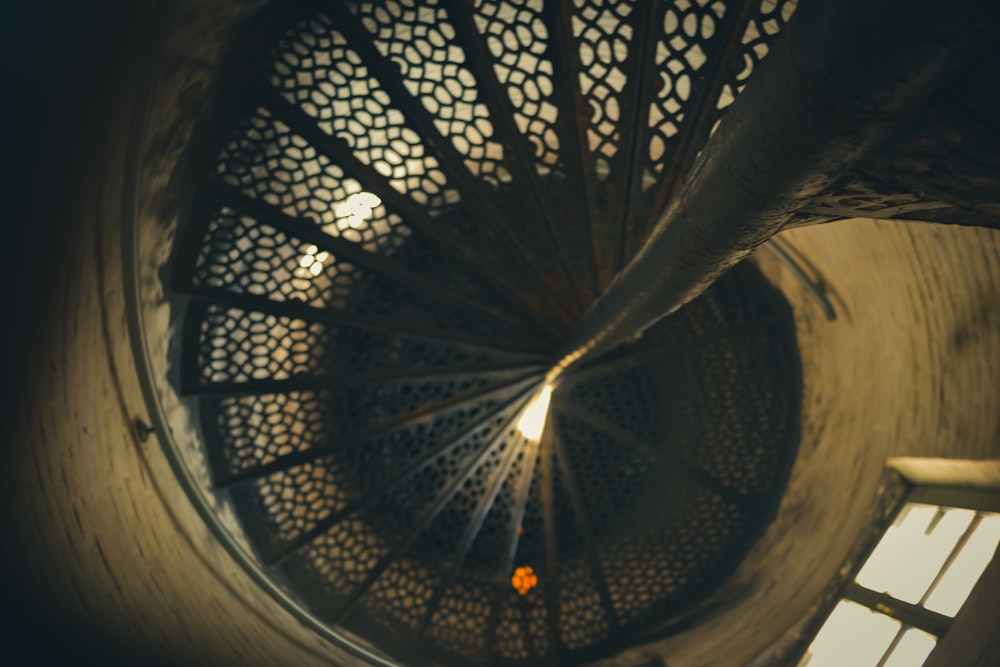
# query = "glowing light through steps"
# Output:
<box><xmin>516</xmin><ymin>384</ymin><xmax>553</xmax><ymax>441</ymax></box>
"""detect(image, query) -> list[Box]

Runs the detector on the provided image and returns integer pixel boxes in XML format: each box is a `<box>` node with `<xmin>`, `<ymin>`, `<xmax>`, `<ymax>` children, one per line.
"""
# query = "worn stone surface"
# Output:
<box><xmin>625</xmin><ymin>219</ymin><xmax>1000</xmax><ymax>667</ymax></box>
<box><xmin>1</xmin><ymin>2</ymin><xmax>371</xmax><ymax>666</ymax></box>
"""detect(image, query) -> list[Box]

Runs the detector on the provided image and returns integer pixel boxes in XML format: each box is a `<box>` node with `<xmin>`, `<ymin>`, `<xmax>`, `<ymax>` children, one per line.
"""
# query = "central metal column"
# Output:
<box><xmin>548</xmin><ymin>0</ymin><xmax>998</xmax><ymax>381</ymax></box>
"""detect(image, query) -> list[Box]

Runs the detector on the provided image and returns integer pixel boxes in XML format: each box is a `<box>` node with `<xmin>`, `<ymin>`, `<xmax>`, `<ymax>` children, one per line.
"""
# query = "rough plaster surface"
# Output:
<box><xmin>3</xmin><ymin>2</ymin><xmax>369</xmax><ymax>666</ymax></box>
<box><xmin>622</xmin><ymin>220</ymin><xmax>1000</xmax><ymax>667</ymax></box>
<box><xmin>2</xmin><ymin>1</ymin><xmax>999</xmax><ymax>667</ymax></box>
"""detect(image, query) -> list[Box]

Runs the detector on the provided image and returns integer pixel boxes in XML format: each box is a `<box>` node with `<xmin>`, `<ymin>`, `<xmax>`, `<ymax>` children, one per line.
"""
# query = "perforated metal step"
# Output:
<box><xmin>167</xmin><ymin>1</ymin><xmax>802</xmax><ymax>664</ymax></box>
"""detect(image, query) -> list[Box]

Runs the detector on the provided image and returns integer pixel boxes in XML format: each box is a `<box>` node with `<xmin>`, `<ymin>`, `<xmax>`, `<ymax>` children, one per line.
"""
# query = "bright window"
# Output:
<box><xmin>797</xmin><ymin>488</ymin><xmax>1000</xmax><ymax>667</ymax></box>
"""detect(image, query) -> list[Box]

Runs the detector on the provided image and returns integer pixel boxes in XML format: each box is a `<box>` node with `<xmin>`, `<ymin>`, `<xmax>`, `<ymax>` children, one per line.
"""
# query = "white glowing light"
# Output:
<box><xmin>292</xmin><ymin>191</ymin><xmax>385</xmax><ymax>300</ymax></box>
<box><xmin>295</xmin><ymin>245</ymin><xmax>329</xmax><ymax>287</ymax></box>
<box><xmin>336</xmin><ymin>192</ymin><xmax>382</xmax><ymax>220</ymax></box>
<box><xmin>516</xmin><ymin>385</ymin><xmax>553</xmax><ymax>441</ymax></box>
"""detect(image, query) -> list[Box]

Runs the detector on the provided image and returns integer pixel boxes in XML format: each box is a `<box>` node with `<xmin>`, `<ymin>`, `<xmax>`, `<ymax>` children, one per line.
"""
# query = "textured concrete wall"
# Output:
<box><xmin>1</xmin><ymin>2</ymin><xmax>370</xmax><ymax>666</ymax></box>
<box><xmin>603</xmin><ymin>219</ymin><xmax>1000</xmax><ymax>667</ymax></box>
<box><xmin>2</xmin><ymin>2</ymin><xmax>999</xmax><ymax>667</ymax></box>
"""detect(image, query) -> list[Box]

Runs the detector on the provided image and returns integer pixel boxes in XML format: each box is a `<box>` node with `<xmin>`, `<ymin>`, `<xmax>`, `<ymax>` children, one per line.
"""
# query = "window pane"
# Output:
<box><xmin>924</xmin><ymin>513</ymin><xmax>1000</xmax><ymax>616</ymax></box>
<box><xmin>856</xmin><ymin>503</ymin><xmax>975</xmax><ymax>603</ymax></box>
<box><xmin>881</xmin><ymin>627</ymin><xmax>936</xmax><ymax>667</ymax></box>
<box><xmin>798</xmin><ymin>600</ymin><xmax>900</xmax><ymax>667</ymax></box>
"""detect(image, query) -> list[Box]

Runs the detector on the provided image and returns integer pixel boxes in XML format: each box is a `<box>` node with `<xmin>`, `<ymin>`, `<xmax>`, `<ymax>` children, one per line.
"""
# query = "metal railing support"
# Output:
<box><xmin>549</xmin><ymin>0</ymin><xmax>998</xmax><ymax>379</ymax></box>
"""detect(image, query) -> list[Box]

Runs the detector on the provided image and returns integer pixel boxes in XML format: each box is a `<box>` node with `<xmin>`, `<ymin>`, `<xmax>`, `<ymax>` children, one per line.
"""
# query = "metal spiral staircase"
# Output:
<box><xmin>158</xmin><ymin>0</ymin><xmax>999</xmax><ymax>665</ymax></box>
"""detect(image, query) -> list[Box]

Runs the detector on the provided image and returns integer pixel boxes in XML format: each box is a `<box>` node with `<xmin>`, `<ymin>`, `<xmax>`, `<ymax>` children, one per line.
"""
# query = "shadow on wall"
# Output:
<box><xmin>0</xmin><ymin>3</ymin><xmax>179</xmax><ymax>666</ymax></box>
